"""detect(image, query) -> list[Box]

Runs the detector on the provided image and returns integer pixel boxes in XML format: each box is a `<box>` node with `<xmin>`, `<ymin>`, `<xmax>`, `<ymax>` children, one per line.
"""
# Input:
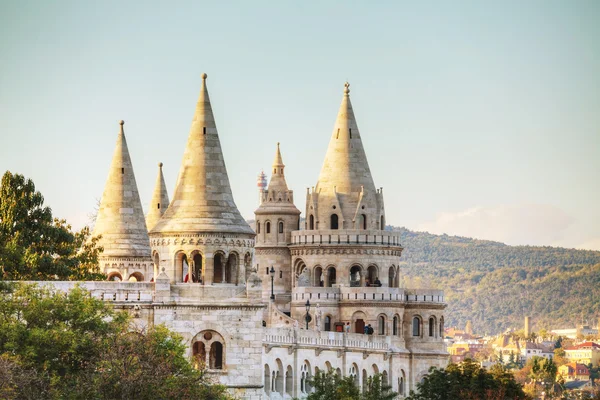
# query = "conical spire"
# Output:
<box><xmin>145</xmin><ymin>162</ymin><xmax>170</xmax><ymax>231</ymax></box>
<box><xmin>93</xmin><ymin>120</ymin><xmax>152</xmax><ymax>258</ymax></box>
<box><xmin>151</xmin><ymin>74</ymin><xmax>253</xmax><ymax>235</ymax></box>
<box><xmin>267</xmin><ymin>142</ymin><xmax>288</xmax><ymax>192</ymax></box>
<box><xmin>315</xmin><ymin>82</ymin><xmax>376</xmax><ymax>195</ymax></box>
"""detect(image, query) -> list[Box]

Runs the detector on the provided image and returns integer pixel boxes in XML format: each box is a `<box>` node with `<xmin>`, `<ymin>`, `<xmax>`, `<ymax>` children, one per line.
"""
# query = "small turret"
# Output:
<box><xmin>254</xmin><ymin>143</ymin><xmax>301</xmax><ymax>301</ymax></box>
<box><xmin>146</xmin><ymin>162</ymin><xmax>170</xmax><ymax>231</ymax></box>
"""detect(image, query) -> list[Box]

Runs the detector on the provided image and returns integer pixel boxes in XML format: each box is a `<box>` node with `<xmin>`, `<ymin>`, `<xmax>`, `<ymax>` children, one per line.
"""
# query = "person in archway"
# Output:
<box><xmin>345</xmin><ymin>322</ymin><xmax>351</xmax><ymax>334</ymax></box>
<box><xmin>365</xmin><ymin>278</ymin><xmax>371</xmax><ymax>287</ymax></box>
<box><xmin>374</xmin><ymin>277</ymin><xmax>382</xmax><ymax>287</ymax></box>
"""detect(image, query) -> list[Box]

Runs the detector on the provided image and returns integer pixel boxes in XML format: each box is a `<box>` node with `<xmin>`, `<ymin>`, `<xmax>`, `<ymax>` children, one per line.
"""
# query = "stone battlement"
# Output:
<box><xmin>291</xmin><ymin>286</ymin><xmax>445</xmax><ymax>305</ymax></box>
<box><xmin>291</xmin><ymin>229</ymin><xmax>402</xmax><ymax>247</ymax></box>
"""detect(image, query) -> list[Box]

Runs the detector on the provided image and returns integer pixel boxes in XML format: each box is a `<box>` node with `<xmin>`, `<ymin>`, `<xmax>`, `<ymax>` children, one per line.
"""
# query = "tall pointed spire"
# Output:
<box><xmin>315</xmin><ymin>82</ymin><xmax>376</xmax><ymax>195</ymax></box>
<box><xmin>146</xmin><ymin>162</ymin><xmax>170</xmax><ymax>231</ymax></box>
<box><xmin>267</xmin><ymin>142</ymin><xmax>289</xmax><ymax>192</ymax></box>
<box><xmin>151</xmin><ymin>74</ymin><xmax>253</xmax><ymax>235</ymax></box>
<box><xmin>93</xmin><ymin>120</ymin><xmax>151</xmax><ymax>258</ymax></box>
<box><xmin>309</xmin><ymin>82</ymin><xmax>385</xmax><ymax>231</ymax></box>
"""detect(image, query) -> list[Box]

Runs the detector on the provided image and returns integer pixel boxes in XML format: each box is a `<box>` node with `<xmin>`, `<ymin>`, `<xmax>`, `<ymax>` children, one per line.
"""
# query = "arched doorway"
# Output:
<box><xmin>213</xmin><ymin>253</ymin><xmax>224</xmax><ymax>283</ymax></box>
<box><xmin>326</xmin><ymin>266</ymin><xmax>336</xmax><ymax>287</ymax></box>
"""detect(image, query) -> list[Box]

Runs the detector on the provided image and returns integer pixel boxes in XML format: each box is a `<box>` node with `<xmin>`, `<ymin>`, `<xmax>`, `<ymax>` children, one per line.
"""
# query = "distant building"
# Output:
<box><xmin>564</xmin><ymin>342</ymin><xmax>600</xmax><ymax>366</ymax></box>
<box><xmin>558</xmin><ymin>362</ymin><xmax>590</xmax><ymax>382</ymax></box>
<box><xmin>552</xmin><ymin>324</ymin><xmax>599</xmax><ymax>339</ymax></box>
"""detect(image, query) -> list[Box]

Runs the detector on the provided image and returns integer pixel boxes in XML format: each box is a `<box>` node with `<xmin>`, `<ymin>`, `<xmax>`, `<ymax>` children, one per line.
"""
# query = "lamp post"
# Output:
<box><xmin>305</xmin><ymin>299</ymin><xmax>311</xmax><ymax>330</ymax></box>
<box><xmin>269</xmin><ymin>266</ymin><xmax>275</xmax><ymax>301</ymax></box>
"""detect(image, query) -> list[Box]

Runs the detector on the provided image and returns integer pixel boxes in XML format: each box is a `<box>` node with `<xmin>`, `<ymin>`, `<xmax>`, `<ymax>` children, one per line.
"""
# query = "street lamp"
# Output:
<box><xmin>269</xmin><ymin>266</ymin><xmax>275</xmax><ymax>301</ymax></box>
<box><xmin>305</xmin><ymin>299</ymin><xmax>311</xmax><ymax>330</ymax></box>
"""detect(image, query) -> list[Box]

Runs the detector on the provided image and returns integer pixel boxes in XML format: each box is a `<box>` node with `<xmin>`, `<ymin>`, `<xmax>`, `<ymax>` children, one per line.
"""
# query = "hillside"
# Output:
<box><xmin>392</xmin><ymin>226</ymin><xmax>600</xmax><ymax>335</ymax></box>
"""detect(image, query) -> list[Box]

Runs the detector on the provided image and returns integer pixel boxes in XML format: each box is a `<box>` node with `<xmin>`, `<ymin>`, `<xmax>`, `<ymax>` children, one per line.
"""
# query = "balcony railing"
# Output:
<box><xmin>291</xmin><ymin>229</ymin><xmax>402</xmax><ymax>247</ymax></box>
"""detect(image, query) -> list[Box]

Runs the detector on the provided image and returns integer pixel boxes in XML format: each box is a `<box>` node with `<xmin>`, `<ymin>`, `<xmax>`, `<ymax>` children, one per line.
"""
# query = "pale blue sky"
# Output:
<box><xmin>1</xmin><ymin>1</ymin><xmax>599</xmax><ymax>249</ymax></box>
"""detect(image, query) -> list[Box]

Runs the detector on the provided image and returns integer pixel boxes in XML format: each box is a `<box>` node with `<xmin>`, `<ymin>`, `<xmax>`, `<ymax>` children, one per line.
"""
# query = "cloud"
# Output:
<box><xmin>417</xmin><ymin>204</ymin><xmax>576</xmax><ymax>246</ymax></box>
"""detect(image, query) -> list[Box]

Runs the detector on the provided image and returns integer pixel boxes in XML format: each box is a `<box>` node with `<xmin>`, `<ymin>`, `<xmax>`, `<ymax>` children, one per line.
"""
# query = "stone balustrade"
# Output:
<box><xmin>291</xmin><ymin>229</ymin><xmax>402</xmax><ymax>247</ymax></box>
<box><xmin>263</xmin><ymin>328</ymin><xmax>393</xmax><ymax>351</ymax></box>
<box><xmin>292</xmin><ymin>286</ymin><xmax>444</xmax><ymax>304</ymax></box>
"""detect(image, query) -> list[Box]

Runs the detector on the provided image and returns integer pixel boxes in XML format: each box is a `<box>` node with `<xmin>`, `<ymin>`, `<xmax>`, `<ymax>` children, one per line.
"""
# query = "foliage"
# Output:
<box><xmin>391</xmin><ymin>226</ymin><xmax>600</xmax><ymax>334</ymax></box>
<box><xmin>0</xmin><ymin>282</ymin><xmax>231</xmax><ymax>400</ymax></box>
<box><xmin>306</xmin><ymin>369</ymin><xmax>360</xmax><ymax>400</ymax></box>
<box><xmin>306</xmin><ymin>369</ymin><xmax>396</xmax><ymax>400</ymax></box>
<box><xmin>405</xmin><ymin>359</ymin><xmax>528</xmax><ymax>400</ymax></box>
<box><xmin>0</xmin><ymin>171</ymin><xmax>105</xmax><ymax>281</ymax></box>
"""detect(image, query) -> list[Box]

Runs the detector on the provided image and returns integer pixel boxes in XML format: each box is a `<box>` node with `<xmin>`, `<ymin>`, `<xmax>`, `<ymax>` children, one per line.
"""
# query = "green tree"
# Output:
<box><xmin>0</xmin><ymin>282</ymin><xmax>230</xmax><ymax>399</ymax></box>
<box><xmin>362</xmin><ymin>373</ymin><xmax>397</xmax><ymax>400</ymax></box>
<box><xmin>405</xmin><ymin>359</ymin><xmax>528</xmax><ymax>400</ymax></box>
<box><xmin>0</xmin><ymin>171</ymin><xmax>104</xmax><ymax>281</ymax></box>
<box><xmin>307</xmin><ymin>369</ymin><xmax>360</xmax><ymax>400</ymax></box>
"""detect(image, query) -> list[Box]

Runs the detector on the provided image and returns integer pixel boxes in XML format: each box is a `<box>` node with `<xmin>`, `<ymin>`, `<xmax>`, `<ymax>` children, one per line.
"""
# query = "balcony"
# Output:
<box><xmin>290</xmin><ymin>229</ymin><xmax>402</xmax><ymax>247</ymax></box>
<box><xmin>291</xmin><ymin>286</ymin><xmax>444</xmax><ymax>304</ymax></box>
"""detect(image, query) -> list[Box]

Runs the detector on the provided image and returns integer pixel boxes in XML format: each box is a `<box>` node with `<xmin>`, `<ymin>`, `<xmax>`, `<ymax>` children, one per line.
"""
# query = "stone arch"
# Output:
<box><xmin>266</xmin><ymin>220</ymin><xmax>271</xmax><ymax>234</ymax></box>
<box><xmin>352</xmin><ymin>310</ymin><xmax>367</xmax><ymax>334</ymax></box>
<box><xmin>191</xmin><ymin>330</ymin><xmax>225</xmax><ymax>370</ymax></box>
<box><xmin>382</xmin><ymin>370</ymin><xmax>388</xmax><ymax>387</ymax></box>
<box><xmin>313</xmin><ymin>265</ymin><xmax>323</xmax><ymax>287</ymax></box>
<box><xmin>330</xmin><ymin>213</ymin><xmax>339</xmax><ymax>230</ymax></box>
<box><xmin>107</xmin><ymin>271</ymin><xmax>122</xmax><ymax>281</ymax></box>
<box><xmin>349</xmin><ymin>264</ymin><xmax>364</xmax><ymax>287</ymax></box>
<box><xmin>192</xmin><ymin>341</ymin><xmax>206</xmax><ymax>369</ymax></box>
<box><xmin>416</xmin><ymin>370</ymin><xmax>428</xmax><ymax>383</ymax></box>
<box><xmin>300</xmin><ymin>360</ymin><xmax>311</xmax><ymax>393</ymax></box>
<box><xmin>275</xmin><ymin>358</ymin><xmax>284</xmax><ymax>395</ymax></box>
<box><xmin>412</xmin><ymin>315</ymin><xmax>423</xmax><ymax>337</ymax></box>
<box><xmin>377</xmin><ymin>314</ymin><xmax>386</xmax><ymax>335</ymax></box>
<box><xmin>360</xmin><ymin>213</ymin><xmax>367</xmax><ymax>230</ymax></box>
<box><xmin>226</xmin><ymin>251</ymin><xmax>239</xmax><ymax>284</ymax></box>
<box><xmin>428</xmin><ymin>315</ymin><xmax>437</xmax><ymax>337</ymax></box>
<box><xmin>362</xmin><ymin>369</ymin><xmax>368</xmax><ymax>393</ymax></box>
<box><xmin>393</xmin><ymin>314</ymin><xmax>401</xmax><ymax>336</ymax></box>
<box><xmin>189</xmin><ymin>250</ymin><xmax>203</xmax><ymax>283</ymax></box>
<box><xmin>399</xmin><ymin>369</ymin><xmax>406</xmax><ymax>396</ymax></box>
<box><xmin>213</xmin><ymin>251</ymin><xmax>226</xmax><ymax>284</ymax></box>
<box><xmin>278</xmin><ymin>220</ymin><xmax>284</xmax><ymax>234</ymax></box>
<box><xmin>128</xmin><ymin>272</ymin><xmax>144</xmax><ymax>282</ymax></box>
<box><xmin>325</xmin><ymin>265</ymin><xmax>336</xmax><ymax>287</ymax></box>
<box><xmin>440</xmin><ymin>316</ymin><xmax>445</xmax><ymax>338</ymax></box>
<box><xmin>372</xmin><ymin>364</ymin><xmax>379</xmax><ymax>375</ymax></box>
<box><xmin>349</xmin><ymin>363</ymin><xmax>359</xmax><ymax>387</ymax></box>
<box><xmin>324</xmin><ymin>314</ymin><xmax>332</xmax><ymax>332</ymax></box>
<box><xmin>325</xmin><ymin>361</ymin><xmax>332</xmax><ymax>372</ymax></box>
<box><xmin>380</xmin><ymin>215</ymin><xmax>385</xmax><ymax>230</ymax></box>
<box><xmin>294</xmin><ymin>258</ymin><xmax>308</xmax><ymax>287</ymax></box>
<box><xmin>175</xmin><ymin>250</ymin><xmax>189</xmax><ymax>283</ymax></box>
<box><xmin>366</xmin><ymin>264</ymin><xmax>378</xmax><ymax>285</ymax></box>
<box><xmin>388</xmin><ymin>265</ymin><xmax>396</xmax><ymax>288</ymax></box>
<box><xmin>309</xmin><ymin>214</ymin><xmax>314</xmax><ymax>230</ymax></box>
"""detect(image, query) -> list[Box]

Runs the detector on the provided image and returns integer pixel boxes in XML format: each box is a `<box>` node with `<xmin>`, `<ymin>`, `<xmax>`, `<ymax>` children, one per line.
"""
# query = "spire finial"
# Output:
<box><xmin>277</xmin><ymin>142</ymin><xmax>280</xmax><ymax>148</ymax></box>
<box><xmin>344</xmin><ymin>82</ymin><xmax>350</xmax><ymax>95</ymax></box>
<box><xmin>158</xmin><ymin>162</ymin><xmax>163</xmax><ymax>168</ymax></box>
<box><xmin>201</xmin><ymin>73</ymin><xmax>208</xmax><ymax>80</ymax></box>
<box><xmin>119</xmin><ymin>120</ymin><xmax>125</xmax><ymax>126</ymax></box>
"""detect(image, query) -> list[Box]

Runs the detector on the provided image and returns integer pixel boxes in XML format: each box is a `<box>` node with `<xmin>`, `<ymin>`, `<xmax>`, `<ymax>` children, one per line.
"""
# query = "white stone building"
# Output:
<box><xmin>86</xmin><ymin>74</ymin><xmax>448</xmax><ymax>399</ymax></box>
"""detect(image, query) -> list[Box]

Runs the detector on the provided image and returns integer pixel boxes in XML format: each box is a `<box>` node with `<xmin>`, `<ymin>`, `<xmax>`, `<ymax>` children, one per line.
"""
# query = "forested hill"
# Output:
<box><xmin>391</xmin><ymin>226</ymin><xmax>600</xmax><ymax>335</ymax></box>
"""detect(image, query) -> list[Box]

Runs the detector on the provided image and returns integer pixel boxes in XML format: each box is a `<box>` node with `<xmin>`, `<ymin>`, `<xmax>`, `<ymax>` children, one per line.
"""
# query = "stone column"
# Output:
<box><xmin>204</xmin><ymin>253</ymin><xmax>214</xmax><ymax>285</ymax></box>
<box><xmin>238</xmin><ymin>256</ymin><xmax>245</xmax><ymax>285</ymax></box>
<box><xmin>188</xmin><ymin>255</ymin><xmax>194</xmax><ymax>284</ymax></box>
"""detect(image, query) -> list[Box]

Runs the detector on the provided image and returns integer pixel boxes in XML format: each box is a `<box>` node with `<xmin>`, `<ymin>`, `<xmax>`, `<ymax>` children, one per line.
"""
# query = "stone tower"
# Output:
<box><xmin>254</xmin><ymin>143</ymin><xmax>301</xmax><ymax>303</ymax></box>
<box><xmin>146</xmin><ymin>162</ymin><xmax>170</xmax><ymax>233</ymax></box>
<box><xmin>289</xmin><ymin>82</ymin><xmax>403</xmax><ymax>333</ymax></box>
<box><xmin>149</xmin><ymin>74</ymin><xmax>255</xmax><ymax>285</ymax></box>
<box><xmin>93</xmin><ymin>120</ymin><xmax>152</xmax><ymax>281</ymax></box>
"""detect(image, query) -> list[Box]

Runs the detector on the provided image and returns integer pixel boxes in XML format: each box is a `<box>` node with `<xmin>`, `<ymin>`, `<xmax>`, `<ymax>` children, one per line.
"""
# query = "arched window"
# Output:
<box><xmin>429</xmin><ymin>317</ymin><xmax>435</xmax><ymax>337</ymax></box>
<box><xmin>264</xmin><ymin>364</ymin><xmax>271</xmax><ymax>394</ymax></box>
<box><xmin>285</xmin><ymin>366</ymin><xmax>293</xmax><ymax>396</ymax></box>
<box><xmin>413</xmin><ymin>316</ymin><xmax>421</xmax><ymax>337</ymax></box>
<box><xmin>378</xmin><ymin>315</ymin><xmax>385</xmax><ymax>335</ymax></box>
<box><xmin>393</xmin><ymin>316</ymin><xmax>399</xmax><ymax>336</ymax></box>
<box><xmin>330</xmin><ymin>214</ymin><xmax>338</xmax><ymax>230</ymax></box>
<box><xmin>266</xmin><ymin>222</ymin><xmax>271</xmax><ymax>234</ymax></box>
<box><xmin>278</xmin><ymin>221</ymin><xmax>284</xmax><ymax>233</ymax></box>
<box><xmin>192</xmin><ymin>341</ymin><xmax>206</xmax><ymax>369</ymax></box>
<box><xmin>257</xmin><ymin>222</ymin><xmax>260</xmax><ymax>233</ymax></box>
<box><xmin>361</xmin><ymin>214</ymin><xmax>367</xmax><ymax>230</ymax></box>
<box><xmin>309</xmin><ymin>215</ymin><xmax>314</xmax><ymax>230</ymax></box>
<box><xmin>210</xmin><ymin>342</ymin><xmax>223</xmax><ymax>369</ymax></box>
<box><xmin>380</xmin><ymin>215</ymin><xmax>385</xmax><ymax>230</ymax></box>
<box><xmin>324</xmin><ymin>316</ymin><xmax>331</xmax><ymax>332</ymax></box>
